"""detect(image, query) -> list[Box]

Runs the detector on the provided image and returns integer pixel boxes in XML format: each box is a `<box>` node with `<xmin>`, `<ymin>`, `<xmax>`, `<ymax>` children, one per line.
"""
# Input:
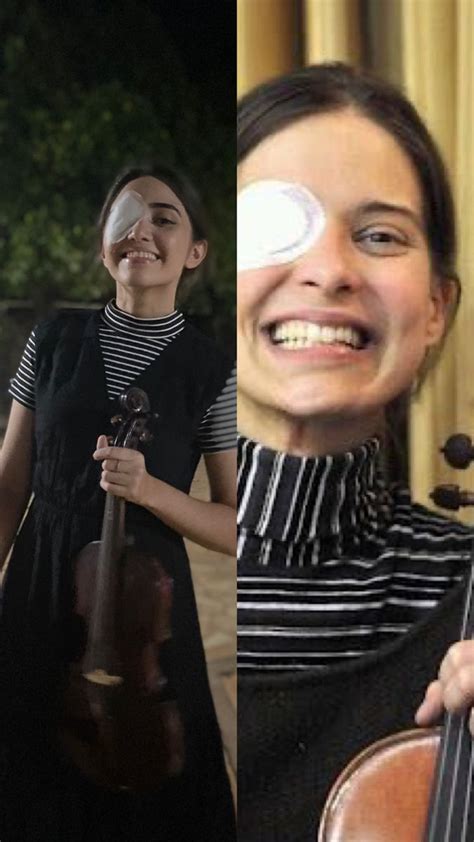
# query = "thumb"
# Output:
<box><xmin>96</xmin><ymin>434</ymin><xmax>108</xmax><ymax>450</ymax></box>
<box><xmin>415</xmin><ymin>679</ymin><xmax>444</xmax><ymax>727</ymax></box>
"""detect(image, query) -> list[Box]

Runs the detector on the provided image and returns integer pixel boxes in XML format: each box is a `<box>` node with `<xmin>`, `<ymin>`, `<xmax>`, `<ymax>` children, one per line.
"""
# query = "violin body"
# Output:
<box><xmin>61</xmin><ymin>541</ymin><xmax>185</xmax><ymax>791</ymax></box>
<box><xmin>319</xmin><ymin>728</ymin><xmax>439</xmax><ymax>841</ymax></box>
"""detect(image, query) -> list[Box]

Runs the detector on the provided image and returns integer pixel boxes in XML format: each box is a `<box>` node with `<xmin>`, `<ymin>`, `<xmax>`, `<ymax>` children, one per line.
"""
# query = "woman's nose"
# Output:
<box><xmin>128</xmin><ymin>215</ymin><xmax>153</xmax><ymax>241</ymax></box>
<box><xmin>288</xmin><ymin>226</ymin><xmax>363</xmax><ymax>294</ymax></box>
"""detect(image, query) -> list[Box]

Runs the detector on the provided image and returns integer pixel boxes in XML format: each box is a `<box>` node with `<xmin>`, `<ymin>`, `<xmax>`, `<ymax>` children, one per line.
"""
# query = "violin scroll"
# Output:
<box><xmin>110</xmin><ymin>387</ymin><xmax>159</xmax><ymax>451</ymax></box>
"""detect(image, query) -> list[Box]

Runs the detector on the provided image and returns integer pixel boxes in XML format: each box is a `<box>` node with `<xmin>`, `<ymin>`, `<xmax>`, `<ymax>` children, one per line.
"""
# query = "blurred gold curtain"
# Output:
<box><xmin>238</xmin><ymin>0</ymin><xmax>474</xmax><ymax>512</ymax></box>
<box><xmin>452</xmin><ymin>0</ymin><xmax>474</xmax><ymax>501</ymax></box>
<box><xmin>304</xmin><ymin>0</ymin><xmax>362</xmax><ymax>64</ymax></box>
<box><xmin>401</xmin><ymin>0</ymin><xmax>460</xmax><ymax>504</ymax></box>
<box><xmin>237</xmin><ymin>0</ymin><xmax>299</xmax><ymax>97</ymax></box>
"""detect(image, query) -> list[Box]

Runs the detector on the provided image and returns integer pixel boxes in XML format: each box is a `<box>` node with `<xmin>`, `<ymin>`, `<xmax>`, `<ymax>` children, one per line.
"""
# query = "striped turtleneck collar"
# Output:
<box><xmin>237</xmin><ymin>436</ymin><xmax>393</xmax><ymax>548</ymax></box>
<box><xmin>101</xmin><ymin>299</ymin><xmax>185</xmax><ymax>337</ymax></box>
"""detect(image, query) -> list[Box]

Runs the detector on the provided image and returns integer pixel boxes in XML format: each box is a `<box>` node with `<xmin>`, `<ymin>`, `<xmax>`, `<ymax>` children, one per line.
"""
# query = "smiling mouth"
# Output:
<box><xmin>121</xmin><ymin>250</ymin><xmax>159</xmax><ymax>262</ymax></box>
<box><xmin>267</xmin><ymin>320</ymin><xmax>372</xmax><ymax>350</ymax></box>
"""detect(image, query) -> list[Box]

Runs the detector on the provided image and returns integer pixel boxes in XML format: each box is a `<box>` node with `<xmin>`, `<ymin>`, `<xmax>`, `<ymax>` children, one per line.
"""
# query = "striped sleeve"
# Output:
<box><xmin>198</xmin><ymin>365</ymin><xmax>236</xmax><ymax>453</ymax></box>
<box><xmin>8</xmin><ymin>328</ymin><xmax>37</xmax><ymax>411</ymax></box>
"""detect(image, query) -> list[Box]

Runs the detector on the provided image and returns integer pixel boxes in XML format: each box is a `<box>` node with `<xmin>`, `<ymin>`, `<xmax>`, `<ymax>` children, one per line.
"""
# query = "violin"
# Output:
<box><xmin>319</xmin><ymin>434</ymin><xmax>474</xmax><ymax>842</ymax></box>
<box><xmin>60</xmin><ymin>386</ymin><xmax>185</xmax><ymax>791</ymax></box>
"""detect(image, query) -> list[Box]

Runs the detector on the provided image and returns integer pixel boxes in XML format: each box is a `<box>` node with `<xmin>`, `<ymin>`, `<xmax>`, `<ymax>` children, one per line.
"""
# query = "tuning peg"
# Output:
<box><xmin>440</xmin><ymin>434</ymin><xmax>474</xmax><ymax>469</ymax></box>
<box><xmin>110</xmin><ymin>414</ymin><xmax>123</xmax><ymax>426</ymax></box>
<box><xmin>430</xmin><ymin>484</ymin><xmax>474</xmax><ymax>510</ymax></box>
<box><xmin>139</xmin><ymin>430</ymin><xmax>153</xmax><ymax>443</ymax></box>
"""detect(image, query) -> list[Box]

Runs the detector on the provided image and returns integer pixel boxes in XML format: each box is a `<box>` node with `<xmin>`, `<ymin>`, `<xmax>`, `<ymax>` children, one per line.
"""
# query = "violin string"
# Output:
<box><xmin>459</xmin><ymin>739</ymin><xmax>474</xmax><ymax>841</ymax></box>
<box><xmin>443</xmin><ymin>713</ymin><xmax>469</xmax><ymax>840</ymax></box>
<box><xmin>441</xmin><ymin>550</ymin><xmax>474</xmax><ymax>841</ymax></box>
<box><xmin>424</xmin><ymin>547</ymin><xmax>474</xmax><ymax>841</ymax></box>
<box><xmin>456</xmin><ymin>554</ymin><xmax>474</xmax><ymax>842</ymax></box>
<box><xmin>426</xmin><ymin>714</ymin><xmax>455</xmax><ymax>842</ymax></box>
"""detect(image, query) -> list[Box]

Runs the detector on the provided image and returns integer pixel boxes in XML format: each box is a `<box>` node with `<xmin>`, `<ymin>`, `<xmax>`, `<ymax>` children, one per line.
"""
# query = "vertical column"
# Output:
<box><xmin>304</xmin><ymin>0</ymin><xmax>362</xmax><ymax>65</ymax></box>
<box><xmin>237</xmin><ymin>0</ymin><xmax>298</xmax><ymax>98</ymax></box>
<box><xmin>401</xmin><ymin>0</ymin><xmax>458</xmax><ymax>506</ymax></box>
<box><xmin>454</xmin><ymin>0</ymin><xmax>474</xmax><ymax>495</ymax></box>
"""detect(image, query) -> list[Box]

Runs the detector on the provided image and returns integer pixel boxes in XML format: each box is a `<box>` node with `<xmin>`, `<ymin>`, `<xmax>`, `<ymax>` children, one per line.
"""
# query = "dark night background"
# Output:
<box><xmin>0</xmin><ymin>0</ymin><xmax>236</xmax><ymax>413</ymax></box>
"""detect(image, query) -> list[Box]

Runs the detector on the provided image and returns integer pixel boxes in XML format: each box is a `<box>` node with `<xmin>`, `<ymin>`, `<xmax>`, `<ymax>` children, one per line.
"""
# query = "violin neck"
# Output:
<box><xmin>424</xmin><ymin>558</ymin><xmax>474</xmax><ymax>841</ymax></box>
<box><xmin>82</xmin><ymin>492</ymin><xmax>126</xmax><ymax>683</ymax></box>
<box><xmin>101</xmin><ymin>490</ymin><xmax>126</xmax><ymax>559</ymax></box>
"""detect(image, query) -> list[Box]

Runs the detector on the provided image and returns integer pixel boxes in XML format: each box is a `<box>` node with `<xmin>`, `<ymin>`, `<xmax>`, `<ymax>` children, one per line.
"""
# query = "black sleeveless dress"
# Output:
<box><xmin>0</xmin><ymin>310</ymin><xmax>236</xmax><ymax>842</ymax></box>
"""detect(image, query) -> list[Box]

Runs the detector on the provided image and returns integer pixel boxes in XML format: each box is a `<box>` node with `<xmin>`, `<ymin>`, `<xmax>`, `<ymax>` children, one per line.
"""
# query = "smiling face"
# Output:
<box><xmin>238</xmin><ymin>109</ymin><xmax>448</xmax><ymax>454</ymax></box>
<box><xmin>102</xmin><ymin>175</ymin><xmax>207</xmax><ymax>313</ymax></box>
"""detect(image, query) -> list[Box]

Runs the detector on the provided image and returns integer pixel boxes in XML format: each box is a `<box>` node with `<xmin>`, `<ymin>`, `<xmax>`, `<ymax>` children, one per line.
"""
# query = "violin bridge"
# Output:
<box><xmin>83</xmin><ymin>668</ymin><xmax>124</xmax><ymax>687</ymax></box>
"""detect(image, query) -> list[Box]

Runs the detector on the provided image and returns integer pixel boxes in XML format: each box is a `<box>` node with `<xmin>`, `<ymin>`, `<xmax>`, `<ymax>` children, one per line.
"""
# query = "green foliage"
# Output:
<box><xmin>0</xmin><ymin>1</ymin><xmax>235</xmax><ymax>341</ymax></box>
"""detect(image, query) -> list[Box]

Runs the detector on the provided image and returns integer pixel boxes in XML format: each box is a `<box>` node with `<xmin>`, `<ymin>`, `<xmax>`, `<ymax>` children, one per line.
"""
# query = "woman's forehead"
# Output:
<box><xmin>115</xmin><ymin>175</ymin><xmax>185</xmax><ymax>213</ymax></box>
<box><xmin>239</xmin><ymin>110</ymin><xmax>423</xmax><ymax>214</ymax></box>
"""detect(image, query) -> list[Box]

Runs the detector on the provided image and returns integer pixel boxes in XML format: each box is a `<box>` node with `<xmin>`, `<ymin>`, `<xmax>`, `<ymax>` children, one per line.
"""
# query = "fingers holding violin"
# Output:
<box><xmin>415</xmin><ymin>680</ymin><xmax>444</xmax><ymax>727</ymax></box>
<box><xmin>99</xmin><ymin>466</ymin><xmax>148</xmax><ymax>502</ymax></box>
<box><xmin>438</xmin><ymin>640</ymin><xmax>474</xmax><ymax>715</ymax></box>
<box><xmin>93</xmin><ymin>443</ymin><xmax>136</xmax><ymax>463</ymax></box>
<box><xmin>438</xmin><ymin>639</ymin><xmax>474</xmax><ymax>685</ymax></box>
<box><xmin>101</xmin><ymin>457</ymin><xmax>132</xmax><ymax>474</ymax></box>
<box><xmin>100</xmin><ymin>466</ymin><xmax>130</xmax><ymax>486</ymax></box>
<box><xmin>416</xmin><ymin>640</ymin><xmax>474</xmax><ymax>733</ymax></box>
<box><xmin>93</xmin><ymin>443</ymin><xmax>149</xmax><ymax>504</ymax></box>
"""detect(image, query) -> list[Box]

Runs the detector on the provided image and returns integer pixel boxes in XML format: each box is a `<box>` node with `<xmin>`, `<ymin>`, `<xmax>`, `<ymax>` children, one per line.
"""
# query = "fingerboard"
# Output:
<box><xmin>424</xmin><ymin>548</ymin><xmax>474</xmax><ymax>841</ymax></box>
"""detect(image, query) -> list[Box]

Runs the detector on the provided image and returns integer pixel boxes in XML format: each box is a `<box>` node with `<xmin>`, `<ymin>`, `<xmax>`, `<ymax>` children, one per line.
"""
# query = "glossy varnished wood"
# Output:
<box><xmin>318</xmin><ymin>729</ymin><xmax>440</xmax><ymax>842</ymax></box>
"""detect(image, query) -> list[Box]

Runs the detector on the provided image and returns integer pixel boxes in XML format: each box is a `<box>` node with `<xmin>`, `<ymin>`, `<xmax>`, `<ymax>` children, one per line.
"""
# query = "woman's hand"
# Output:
<box><xmin>416</xmin><ymin>640</ymin><xmax>474</xmax><ymax>735</ymax></box>
<box><xmin>93</xmin><ymin>436</ymin><xmax>236</xmax><ymax>554</ymax></box>
<box><xmin>93</xmin><ymin>434</ymin><xmax>151</xmax><ymax>505</ymax></box>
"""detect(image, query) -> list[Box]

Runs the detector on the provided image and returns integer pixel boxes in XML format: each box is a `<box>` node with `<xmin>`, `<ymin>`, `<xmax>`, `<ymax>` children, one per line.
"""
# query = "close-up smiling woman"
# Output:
<box><xmin>237</xmin><ymin>63</ymin><xmax>474</xmax><ymax>841</ymax></box>
<box><xmin>0</xmin><ymin>164</ymin><xmax>236</xmax><ymax>841</ymax></box>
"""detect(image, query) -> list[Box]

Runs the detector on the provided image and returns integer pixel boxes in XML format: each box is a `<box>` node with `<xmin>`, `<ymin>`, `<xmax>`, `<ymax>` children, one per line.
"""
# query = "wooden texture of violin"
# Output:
<box><xmin>60</xmin><ymin>387</ymin><xmax>185</xmax><ymax>791</ymax></box>
<box><xmin>318</xmin><ymin>728</ymin><xmax>439</xmax><ymax>842</ymax></box>
<box><xmin>61</xmin><ymin>545</ymin><xmax>185</xmax><ymax>791</ymax></box>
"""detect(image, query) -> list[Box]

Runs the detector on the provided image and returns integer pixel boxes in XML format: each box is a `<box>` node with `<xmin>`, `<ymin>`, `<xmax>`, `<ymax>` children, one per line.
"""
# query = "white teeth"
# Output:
<box><xmin>124</xmin><ymin>251</ymin><xmax>158</xmax><ymax>261</ymax></box>
<box><xmin>271</xmin><ymin>320</ymin><xmax>364</xmax><ymax>350</ymax></box>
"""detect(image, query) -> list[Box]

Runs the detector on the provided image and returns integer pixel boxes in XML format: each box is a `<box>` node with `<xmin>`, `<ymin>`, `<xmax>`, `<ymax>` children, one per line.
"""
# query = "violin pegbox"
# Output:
<box><xmin>111</xmin><ymin>387</ymin><xmax>159</xmax><ymax>452</ymax></box>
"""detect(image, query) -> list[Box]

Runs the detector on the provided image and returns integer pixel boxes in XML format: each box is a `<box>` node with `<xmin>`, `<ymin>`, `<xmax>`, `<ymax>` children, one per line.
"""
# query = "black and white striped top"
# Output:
<box><xmin>237</xmin><ymin>436</ymin><xmax>472</xmax><ymax>670</ymax></box>
<box><xmin>9</xmin><ymin>300</ymin><xmax>236</xmax><ymax>454</ymax></box>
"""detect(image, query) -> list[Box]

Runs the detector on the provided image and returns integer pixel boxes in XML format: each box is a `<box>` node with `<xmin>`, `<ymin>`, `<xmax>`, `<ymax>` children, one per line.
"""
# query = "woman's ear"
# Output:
<box><xmin>185</xmin><ymin>240</ymin><xmax>208</xmax><ymax>269</ymax></box>
<box><xmin>425</xmin><ymin>276</ymin><xmax>457</xmax><ymax>347</ymax></box>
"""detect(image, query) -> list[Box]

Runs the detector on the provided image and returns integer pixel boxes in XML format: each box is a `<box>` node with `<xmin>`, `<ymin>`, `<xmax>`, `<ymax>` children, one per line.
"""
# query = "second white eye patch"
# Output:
<box><xmin>103</xmin><ymin>190</ymin><xmax>152</xmax><ymax>245</ymax></box>
<box><xmin>237</xmin><ymin>180</ymin><xmax>326</xmax><ymax>272</ymax></box>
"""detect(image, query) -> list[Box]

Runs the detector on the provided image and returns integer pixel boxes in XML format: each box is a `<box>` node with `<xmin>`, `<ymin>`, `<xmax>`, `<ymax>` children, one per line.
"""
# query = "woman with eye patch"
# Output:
<box><xmin>0</xmin><ymin>164</ymin><xmax>236</xmax><ymax>841</ymax></box>
<box><xmin>237</xmin><ymin>63</ymin><xmax>474</xmax><ymax>842</ymax></box>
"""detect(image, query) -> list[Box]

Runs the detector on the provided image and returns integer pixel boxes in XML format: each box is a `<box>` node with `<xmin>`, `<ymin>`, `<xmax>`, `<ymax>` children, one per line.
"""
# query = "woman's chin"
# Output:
<box><xmin>245</xmin><ymin>377</ymin><xmax>398</xmax><ymax>430</ymax></box>
<box><xmin>116</xmin><ymin>273</ymin><xmax>174</xmax><ymax>291</ymax></box>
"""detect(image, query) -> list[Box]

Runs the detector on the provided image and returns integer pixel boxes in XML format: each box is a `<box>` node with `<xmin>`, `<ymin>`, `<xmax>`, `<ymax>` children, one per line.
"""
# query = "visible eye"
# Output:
<box><xmin>152</xmin><ymin>215</ymin><xmax>176</xmax><ymax>227</ymax></box>
<box><xmin>355</xmin><ymin>227</ymin><xmax>411</xmax><ymax>256</ymax></box>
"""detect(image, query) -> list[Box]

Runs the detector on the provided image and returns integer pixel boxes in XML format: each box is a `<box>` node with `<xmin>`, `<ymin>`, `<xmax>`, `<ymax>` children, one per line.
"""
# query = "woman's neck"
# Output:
<box><xmin>115</xmin><ymin>287</ymin><xmax>177</xmax><ymax>318</ymax></box>
<box><xmin>238</xmin><ymin>395</ymin><xmax>383</xmax><ymax>456</ymax></box>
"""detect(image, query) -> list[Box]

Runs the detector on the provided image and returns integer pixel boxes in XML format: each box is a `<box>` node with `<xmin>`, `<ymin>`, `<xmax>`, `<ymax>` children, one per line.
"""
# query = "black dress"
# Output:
<box><xmin>0</xmin><ymin>309</ymin><xmax>236</xmax><ymax>841</ymax></box>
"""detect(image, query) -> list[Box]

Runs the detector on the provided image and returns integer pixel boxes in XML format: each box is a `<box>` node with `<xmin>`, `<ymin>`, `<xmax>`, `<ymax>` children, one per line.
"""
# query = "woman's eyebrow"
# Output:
<box><xmin>357</xmin><ymin>200</ymin><xmax>423</xmax><ymax>230</ymax></box>
<box><xmin>149</xmin><ymin>201</ymin><xmax>182</xmax><ymax>216</ymax></box>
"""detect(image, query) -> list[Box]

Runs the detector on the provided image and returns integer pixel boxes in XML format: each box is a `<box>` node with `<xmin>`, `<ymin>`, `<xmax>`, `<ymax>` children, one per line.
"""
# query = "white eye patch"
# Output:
<box><xmin>103</xmin><ymin>190</ymin><xmax>152</xmax><ymax>245</ymax></box>
<box><xmin>237</xmin><ymin>180</ymin><xmax>326</xmax><ymax>272</ymax></box>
